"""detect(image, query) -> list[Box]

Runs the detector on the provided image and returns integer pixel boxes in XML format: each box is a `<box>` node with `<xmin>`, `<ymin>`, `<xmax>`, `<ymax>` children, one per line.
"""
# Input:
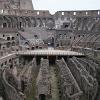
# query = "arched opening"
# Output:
<box><xmin>32</xmin><ymin>47</ymin><xmax>35</xmax><ymax>50</ymax></box>
<box><xmin>3</xmin><ymin>47</ymin><xmax>5</xmax><ymax>50</ymax></box>
<box><xmin>39</xmin><ymin>94</ymin><xmax>46</xmax><ymax>100</ymax></box>
<box><xmin>7</xmin><ymin>42</ymin><xmax>11</xmax><ymax>48</ymax></box>
<box><xmin>7</xmin><ymin>37</ymin><xmax>10</xmax><ymax>41</ymax></box>
<box><xmin>25</xmin><ymin>18</ymin><xmax>31</xmax><ymax>27</ymax></box>
<box><xmin>49</xmin><ymin>56</ymin><xmax>56</xmax><ymax>65</ymax></box>
<box><xmin>3</xmin><ymin>23</ymin><xmax>7</xmax><ymax>28</ymax></box>
<box><xmin>21</xmin><ymin>80</ymin><xmax>26</xmax><ymax>92</ymax></box>
<box><xmin>3</xmin><ymin>34</ymin><xmax>5</xmax><ymax>37</ymax></box>
<box><xmin>12</xmin><ymin>37</ymin><xmax>15</xmax><ymax>40</ymax></box>
<box><xmin>20</xmin><ymin>22</ymin><xmax>22</xmax><ymax>29</ymax></box>
<box><xmin>0</xmin><ymin>44</ymin><xmax>1</xmax><ymax>50</ymax></box>
<box><xmin>27</xmin><ymin>48</ymin><xmax>30</xmax><ymax>50</ymax></box>
<box><xmin>46</xmin><ymin>19</ymin><xmax>54</xmax><ymax>29</ymax></box>
<box><xmin>36</xmin><ymin>56</ymin><xmax>41</xmax><ymax>65</ymax></box>
<box><xmin>12</xmin><ymin>42</ymin><xmax>15</xmax><ymax>46</ymax></box>
<box><xmin>17</xmin><ymin>34</ymin><xmax>19</xmax><ymax>36</ymax></box>
<box><xmin>31</xmin><ymin>18</ymin><xmax>36</xmax><ymax>27</ymax></box>
<box><xmin>5</xmin><ymin>61</ymin><xmax>7</xmax><ymax>65</ymax></box>
<box><xmin>65</xmin><ymin>24</ymin><xmax>69</xmax><ymax>28</ymax></box>
<box><xmin>34</xmin><ymin>35</ymin><xmax>38</xmax><ymax>39</ymax></box>
<box><xmin>10</xmin><ymin>64</ymin><xmax>13</xmax><ymax>69</ymax></box>
<box><xmin>56</xmin><ymin>44</ymin><xmax>59</xmax><ymax>47</ymax></box>
<box><xmin>36</xmin><ymin>46</ymin><xmax>38</xmax><ymax>49</ymax></box>
<box><xmin>51</xmin><ymin>37</ymin><xmax>54</xmax><ymax>47</ymax></box>
<box><xmin>97</xmin><ymin>48</ymin><xmax>100</xmax><ymax>50</ymax></box>
<box><xmin>39</xmin><ymin>47</ymin><xmax>42</xmax><ymax>49</ymax></box>
<box><xmin>62</xmin><ymin>22</ymin><xmax>70</xmax><ymax>28</ymax></box>
<box><xmin>37</xmin><ymin>18</ymin><xmax>42</xmax><ymax>27</ymax></box>
<box><xmin>25</xmin><ymin>42</ymin><xmax>28</xmax><ymax>45</ymax></box>
<box><xmin>1</xmin><ymin>63</ymin><xmax>3</xmax><ymax>68</ymax></box>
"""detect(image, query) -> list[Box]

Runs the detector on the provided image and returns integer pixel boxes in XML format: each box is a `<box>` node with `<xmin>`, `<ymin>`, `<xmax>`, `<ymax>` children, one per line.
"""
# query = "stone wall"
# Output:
<box><xmin>2</xmin><ymin>70</ymin><xmax>25</xmax><ymax>100</ymax></box>
<box><xmin>0</xmin><ymin>0</ymin><xmax>33</xmax><ymax>10</ymax></box>
<box><xmin>68</xmin><ymin>57</ymin><xmax>98</xmax><ymax>100</ymax></box>
<box><xmin>56</xmin><ymin>58</ymin><xmax>82</xmax><ymax>100</ymax></box>
<box><xmin>36</xmin><ymin>58</ymin><xmax>51</xmax><ymax>100</ymax></box>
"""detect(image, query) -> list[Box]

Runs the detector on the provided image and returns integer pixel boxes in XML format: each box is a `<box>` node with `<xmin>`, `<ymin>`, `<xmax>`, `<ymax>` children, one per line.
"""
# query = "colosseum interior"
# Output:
<box><xmin>0</xmin><ymin>0</ymin><xmax>100</xmax><ymax>100</ymax></box>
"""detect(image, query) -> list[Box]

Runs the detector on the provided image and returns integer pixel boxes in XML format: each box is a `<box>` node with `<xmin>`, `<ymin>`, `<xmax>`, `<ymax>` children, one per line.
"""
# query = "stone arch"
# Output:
<box><xmin>94</xmin><ymin>20</ymin><xmax>100</xmax><ymax>31</ymax></box>
<box><xmin>19</xmin><ymin>17</ymin><xmax>26</xmax><ymax>28</ymax></box>
<box><xmin>7</xmin><ymin>36</ymin><xmax>10</xmax><ymax>40</ymax></box>
<box><xmin>7</xmin><ymin>42</ymin><xmax>11</xmax><ymax>48</ymax></box>
<box><xmin>12</xmin><ymin>41</ymin><xmax>16</xmax><ymax>46</ymax></box>
<box><xmin>11</xmin><ymin>16</ymin><xmax>18</xmax><ymax>28</ymax></box>
<box><xmin>3</xmin><ymin>16</ymin><xmax>14</xmax><ymax>28</ymax></box>
<box><xmin>39</xmin><ymin>94</ymin><xmax>46</xmax><ymax>100</ymax></box>
<box><xmin>2</xmin><ymin>16</ymin><xmax>10</xmax><ymax>28</ymax></box>
<box><xmin>25</xmin><ymin>17</ymin><xmax>31</xmax><ymax>28</ymax></box>
<box><xmin>0</xmin><ymin>16</ymin><xmax>4</xmax><ymax>28</ymax></box>
<box><xmin>36</xmin><ymin>18</ymin><xmax>43</xmax><ymax>27</ymax></box>
<box><xmin>1</xmin><ymin>63</ymin><xmax>3</xmax><ymax>68</ymax></box>
<box><xmin>0</xmin><ymin>43</ymin><xmax>1</xmax><ymax>50</ymax></box>
<box><xmin>12</xmin><ymin>37</ymin><xmax>15</xmax><ymax>40</ymax></box>
<box><xmin>41</xmin><ymin>18</ymin><xmax>47</xmax><ymax>27</ymax></box>
<box><xmin>46</xmin><ymin>18</ymin><xmax>55</xmax><ymax>29</ymax></box>
<box><xmin>30</xmin><ymin>17</ymin><xmax>36</xmax><ymax>27</ymax></box>
<box><xmin>7</xmin><ymin>16</ymin><xmax>13</xmax><ymax>28</ymax></box>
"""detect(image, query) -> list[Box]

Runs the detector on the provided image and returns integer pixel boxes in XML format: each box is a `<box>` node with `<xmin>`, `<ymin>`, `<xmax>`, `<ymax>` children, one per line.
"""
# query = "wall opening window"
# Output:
<box><xmin>63</xmin><ymin>23</ymin><xmax>69</xmax><ymax>28</ymax></box>
<box><xmin>3</xmin><ymin>23</ymin><xmax>7</xmax><ymax>28</ymax></box>
<box><xmin>17</xmin><ymin>34</ymin><xmax>19</xmax><ymax>36</ymax></box>
<box><xmin>32</xmin><ymin>47</ymin><xmax>35</xmax><ymax>50</ymax></box>
<box><xmin>86</xmin><ymin>12</ymin><xmax>88</xmax><ymax>15</ymax></box>
<box><xmin>74</xmin><ymin>12</ymin><xmax>76</xmax><ymax>15</ymax></box>
<box><xmin>3</xmin><ymin>34</ymin><xmax>5</xmax><ymax>37</ymax></box>
<box><xmin>0</xmin><ymin>44</ymin><xmax>1</xmax><ymax>50</ymax></box>
<box><xmin>36</xmin><ymin>46</ymin><xmax>38</xmax><ymax>49</ymax></box>
<box><xmin>56</xmin><ymin>44</ymin><xmax>59</xmax><ymax>47</ymax></box>
<box><xmin>7</xmin><ymin>42</ymin><xmax>11</xmax><ymax>48</ymax></box>
<box><xmin>97</xmin><ymin>48</ymin><xmax>100</xmax><ymax>50</ymax></box>
<box><xmin>62</xmin><ymin>12</ymin><xmax>64</xmax><ymax>15</ymax></box>
<box><xmin>1</xmin><ymin>63</ymin><xmax>3</xmax><ymax>68</ymax></box>
<box><xmin>78</xmin><ymin>35</ymin><xmax>80</xmax><ymax>37</ymax></box>
<box><xmin>39</xmin><ymin>94</ymin><xmax>46</xmax><ymax>100</ymax></box>
<box><xmin>65</xmin><ymin>25</ymin><xmax>69</xmax><ymax>28</ymax></box>
<box><xmin>39</xmin><ymin>47</ymin><xmax>42</xmax><ymax>49</ymax></box>
<box><xmin>7</xmin><ymin>37</ymin><xmax>10</xmax><ymax>40</ymax></box>
<box><xmin>34</xmin><ymin>35</ymin><xmax>38</xmax><ymax>39</ymax></box>
<box><xmin>12</xmin><ymin>37</ymin><xmax>15</xmax><ymax>40</ymax></box>
<box><xmin>37</xmin><ymin>11</ymin><xmax>40</xmax><ymax>15</ymax></box>
<box><xmin>98</xmin><ymin>11</ymin><xmax>100</xmax><ymax>15</ymax></box>
<box><xmin>12</xmin><ymin>42</ymin><xmax>15</xmax><ymax>46</ymax></box>
<box><xmin>20</xmin><ymin>22</ymin><xmax>22</xmax><ymax>29</ymax></box>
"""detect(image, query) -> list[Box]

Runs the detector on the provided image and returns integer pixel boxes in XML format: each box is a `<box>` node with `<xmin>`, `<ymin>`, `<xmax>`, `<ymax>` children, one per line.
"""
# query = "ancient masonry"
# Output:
<box><xmin>0</xmin><ymin>0</ymin><xmax>100</xmax><ymax>100</ymax></box>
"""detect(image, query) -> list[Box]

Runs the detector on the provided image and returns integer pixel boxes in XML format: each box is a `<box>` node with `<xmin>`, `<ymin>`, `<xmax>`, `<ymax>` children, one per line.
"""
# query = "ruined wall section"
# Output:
<box><xmin>36</xmin><ymin>58</ymin><xmax>51</xmax><ymax>100</ymax></box>
<box><xmin>56</xmin><ymin>58</ymin><xmax>82</xmax><ymax>100</ymax></box>
<box><xmin>0</xmin><ymin>0</ymin><xmax>33</xmax><ymax>10</ymax></box>
<box><xmin>2</xmin><ymin>70</ymin><xmax>25</xmax><ymax>100</ymax></box>
<box><xmin>20</xmin><ymin>0</ymin><xmax>33</xmax><ymax>10</ymax></box>
<box><xmin>54</xmin><ymin>10</ymin><xmax>100</xmax><ymax>32</ymax></box>
<box><xmin>68</xmin><ymin>57</ymin><xmax>98</xmax><ymax>100</ymax></box>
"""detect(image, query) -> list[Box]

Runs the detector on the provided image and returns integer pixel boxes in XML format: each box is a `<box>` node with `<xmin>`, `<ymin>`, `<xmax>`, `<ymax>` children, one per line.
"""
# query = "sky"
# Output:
<box><xmin>32</xmin><ymin>0</ymin><xmax>100</xmax><ymax>14</ymax></box>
